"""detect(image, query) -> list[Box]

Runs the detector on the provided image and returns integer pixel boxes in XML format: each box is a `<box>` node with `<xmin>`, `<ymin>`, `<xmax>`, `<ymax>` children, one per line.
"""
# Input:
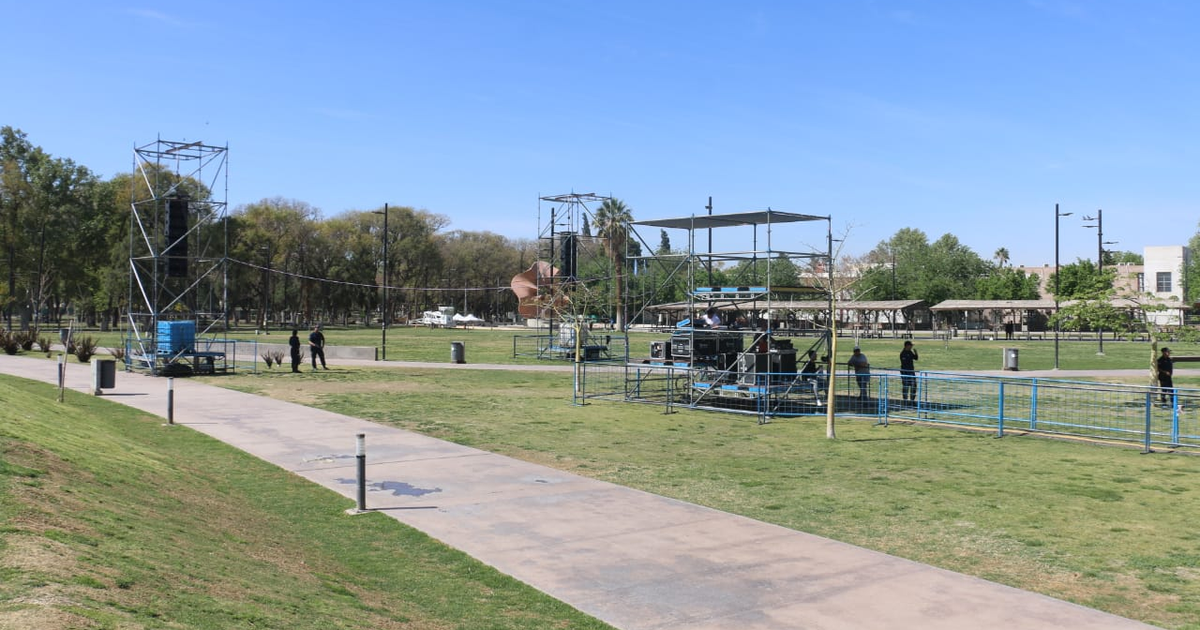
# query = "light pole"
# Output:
<box><xmin>1082</xmin><ymin>209</ymin><xmax>1115</xmax><ymax>355</ymax></box>
<box><xmin>372</xmin><ymin>205</ymin><xmax>390</xmax><ymax>360</ymax></box>
<box><xmin>1054</xmin><ymin>204</ymin><xmax>1072</xmax><ymax>369</ymax></box>
<box><xmin>260</xmin><ymin>245</ymin><xmax>271</xmax><ymax>332</ymax></box>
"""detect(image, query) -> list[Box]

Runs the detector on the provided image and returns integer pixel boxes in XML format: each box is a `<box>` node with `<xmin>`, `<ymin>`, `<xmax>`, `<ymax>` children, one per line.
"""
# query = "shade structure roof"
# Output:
<box><xmin>632</xmin><ymin>210</ymin><xmax>827</xmax><ymax>231</ymax></box>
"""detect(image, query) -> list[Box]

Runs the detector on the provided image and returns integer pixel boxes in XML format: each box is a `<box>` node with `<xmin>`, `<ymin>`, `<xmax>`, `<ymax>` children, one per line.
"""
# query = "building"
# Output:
<box><xmin>1018</xmin><ymin>245</ymin><xmax>1190</xmax><ymax>326</ymax></box>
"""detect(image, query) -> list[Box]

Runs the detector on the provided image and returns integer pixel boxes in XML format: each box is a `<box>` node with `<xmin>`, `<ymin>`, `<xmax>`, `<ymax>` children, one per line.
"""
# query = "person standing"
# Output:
<box><xmin>288</xmin><ymin>329</ymin><xmax>302</xmax><ymax>373</ymax></box>
<box><xmin>703</xmin><ymin>307</ymin><xmax>722</xmax><ymax>328</ymax></box>
<box><xmin>848</xmin><ymin>347</ymin><xmax>870</xmax><ymax>399</ymax></box>
<box><xmin>899</xmin><ymin>341</ymin><xmax>919</xmax><ymax>403</ymax></box>
<box><xmin>309</xmin><ymin>324</ymin><xmax>327</xmax><ymax>370</ymax></box>
<box><xmin>799</xmin><ymin>349</ymin><xmax>819</xmax><ymax>396</ymax></box>
<box><xmin>1158</xmin><ymin>347</ymin><xmax>1174</xmax><ymax>407</ymax></box>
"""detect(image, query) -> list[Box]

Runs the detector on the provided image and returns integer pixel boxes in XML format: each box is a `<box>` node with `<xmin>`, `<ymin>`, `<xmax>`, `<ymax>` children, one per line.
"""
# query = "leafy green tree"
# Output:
<box><xmin>859</xmin><ymin>229</ymin><xmax>987</xmax><ymax>304</ymax></box>
<box><xmin>592</xmin><ymin>198</ymin><xmax>633</xmax><ymax>330</ymax></box>
<box><xmin>1186</xmin><ymin>223</ymin><xmax>1200</xmax><ymax>305</ymax></box>
<box><xmin>975</xmin><ymin>267</ymin><xmax>1041</xmax><ymax>300</ymax></box>
<box><xmin>1048</xmin><ymin>259</ymin><xmax>1114</xmax><ymax>299</ymax></box>
<box><xmin>657</xmin><ymin>229</ymin><xmax>671</xmax><ymax>255</ymax></box>
<box><xmin>1109</xmin><ymin>250</ymin><xmax>1143</xmax><ymax>265</ymax></box>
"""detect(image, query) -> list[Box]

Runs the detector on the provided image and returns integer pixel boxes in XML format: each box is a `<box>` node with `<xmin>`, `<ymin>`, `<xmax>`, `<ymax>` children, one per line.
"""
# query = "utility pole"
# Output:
<box><xmin>1054</xmin><ymin>204</ymin><xmax>1072</xmax><ymax>369</ymax></box>
<box><xmin>373</xmin><ymin>205</ymin><xmax>390</xmax><ymax>360</ymax></box>
<box><xmin>1083</xmin><ymin>209</ymin><xmax>1117</xmax><ymax>355</ymax></box>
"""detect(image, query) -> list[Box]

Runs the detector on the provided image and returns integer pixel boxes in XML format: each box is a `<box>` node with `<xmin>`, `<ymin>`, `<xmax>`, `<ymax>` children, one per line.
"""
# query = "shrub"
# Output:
<box><xmin>108</xmin><ymin>346</ymin><xmax>126</xmax><ymax>361</ymax></box>
<box><xmin>36</xmin><ymin>336</ymin><xmax>53</xmax><ymax>353</ymax></box>
<box><xmin>1</xmin><ymin>330</ymin><xmax>17</xmax><ymax>356</ymax></box>
<box><xmin>261</xmin><ymin>352</ymin><xmax>275</xmax><ymax>368</ymax></box>
<box><xmin>18</xmin><ymin>331</ymin><xmax>34</xmax><ymax>351</ymax></box>
<box><xmin>74</xmin><ymin>336</ymin><xmax>98</xmax><ymax>362</ymax></box>
<box><xmin>269</xmin><ymin>350</ymin><xmax>286</xmax><ymax>367</ymax></box>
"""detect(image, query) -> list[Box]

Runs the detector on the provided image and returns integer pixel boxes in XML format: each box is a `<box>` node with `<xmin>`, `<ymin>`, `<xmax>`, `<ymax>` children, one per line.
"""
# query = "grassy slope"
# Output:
<box><xmin>0</xmin><ymin>376</ymin><xmax>613</xmax><ymax>630</ymax></box>
<box><xmin>222</xmin><ymin>365</ymin><xmax>1200</xmax><ymax>629</ymax></box>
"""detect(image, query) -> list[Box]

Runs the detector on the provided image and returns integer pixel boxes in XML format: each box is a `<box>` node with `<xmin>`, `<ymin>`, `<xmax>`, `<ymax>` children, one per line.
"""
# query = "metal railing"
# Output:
<box><xmin>576</xmin><ymin>361</ymin><xmax>1199</xmax><ymax>451</ymax></box>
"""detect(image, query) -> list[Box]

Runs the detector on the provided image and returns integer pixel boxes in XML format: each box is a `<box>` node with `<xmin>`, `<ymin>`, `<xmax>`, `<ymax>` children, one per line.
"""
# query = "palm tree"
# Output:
<box><xmin>994</xmin><ymin>247</ymin><xmax>1010</xmax><ymax>268</ymax></box>
<box><xmin>592</xmin><ymin>198</ymin><xmax>633</xmax><ymax>330</ymax></box>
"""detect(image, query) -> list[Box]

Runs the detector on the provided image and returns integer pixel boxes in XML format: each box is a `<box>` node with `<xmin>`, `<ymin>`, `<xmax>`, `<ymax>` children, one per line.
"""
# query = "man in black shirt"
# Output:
<box><xmin>899</xmin><ymin>341</ymin><xmax>919</xmax><ymax>402</ymax></box>
<box><xmin>309</xmin><ymin>325</ymin><xmax>328</xmax><ymax>370</ymax></box>
<box><xmin>289</xmin><ymin>329</ymin><xmax>302</xmax><ymax>373</ymax></box>
<box><xmin>1158</xmin><ymin>347</ymin><xmax>1174</xmax><ymax>407</ymax></box>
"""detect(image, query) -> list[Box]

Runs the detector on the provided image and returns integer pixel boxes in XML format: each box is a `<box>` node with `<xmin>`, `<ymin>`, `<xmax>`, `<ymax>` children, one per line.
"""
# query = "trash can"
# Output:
<box><xmin>1002</xmin><ymin>348</ymin><xmax>1019</xmax><ymax>371</ymax></box>
<box><xmin>450</xmin><ymin>341</ymin><xmax>465</xmax><ymax>364</ymax></box>
<box><xmin>92</xmin><ymin>358</ymin><xmax>116</xmax><ymax>394</ymax></box>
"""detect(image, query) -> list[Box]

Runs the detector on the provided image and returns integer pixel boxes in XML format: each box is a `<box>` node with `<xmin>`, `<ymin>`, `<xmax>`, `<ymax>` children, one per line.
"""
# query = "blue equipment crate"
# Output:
<box><xmin>157</xmin><ymin>321</ymin><xmax>196</xmax><ymax>355</ymax></box>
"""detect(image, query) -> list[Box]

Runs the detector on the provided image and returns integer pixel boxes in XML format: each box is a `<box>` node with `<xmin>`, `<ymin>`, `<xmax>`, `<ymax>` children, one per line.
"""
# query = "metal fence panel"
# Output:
<box><xmin>588</xmin><ymin>360</ymin><xmax>1200</xmax><ymax>451</ymax></box>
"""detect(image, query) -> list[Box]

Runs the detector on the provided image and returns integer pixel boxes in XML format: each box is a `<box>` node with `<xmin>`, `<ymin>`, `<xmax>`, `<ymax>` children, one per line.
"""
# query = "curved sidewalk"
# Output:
<box><xmin>1</xmin><ymin>355</ymin><xmax>1154</xmax><ymax>630</ymax></box>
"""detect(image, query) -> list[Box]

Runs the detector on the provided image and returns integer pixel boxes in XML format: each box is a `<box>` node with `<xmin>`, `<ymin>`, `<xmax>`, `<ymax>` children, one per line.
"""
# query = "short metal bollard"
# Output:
<box><xmin>167</xmin><ymin>377</ymin><xmax>175</xmax><ymax>425</ymax></box>
<box><xmin>356</xmin><ymin>433</ymin><xmax>367</xmax><ymax>511</ymax></box>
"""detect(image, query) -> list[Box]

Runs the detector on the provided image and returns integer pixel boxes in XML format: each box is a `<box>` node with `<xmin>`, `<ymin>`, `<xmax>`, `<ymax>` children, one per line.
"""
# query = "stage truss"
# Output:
<box><xmin>126</xmin><ymin>138</ymin><xmax>229</xmax><ymax>375</ymax></box>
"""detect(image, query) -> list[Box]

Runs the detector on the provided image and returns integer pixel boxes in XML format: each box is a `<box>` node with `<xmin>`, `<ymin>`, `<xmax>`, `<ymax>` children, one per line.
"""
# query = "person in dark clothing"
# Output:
<box><xmin>800</xmin><ymin>350</ymin><xmax>818</xmax><ymax>376</ymax></box>
<box><xmin>900</xmin><ymin>340</ymin><xmax>919</xmax><ymax>402</ymax></box>
<box><xmin>847</xmin><ymin>347</ymin><xmax>870</xmax><ymax>399</ymax></box>
<box><xmin>799</xmin><ymin>350</ymin><xmax>819</xmax><ymax>396</ymax></box>
<box><xmin>289</xmin><ymin>329</ymin><xmax>302</xmax><ymax>373</ymax></box>
<box><xmin>309</xmin><ymin>325</ymin><xmax>327</xmax><ymax>370</ymax></box>
<box><xmin>1158</xmin><ymin>347</ymin><xmax>1174</xmax><ymax>407</ymax></box>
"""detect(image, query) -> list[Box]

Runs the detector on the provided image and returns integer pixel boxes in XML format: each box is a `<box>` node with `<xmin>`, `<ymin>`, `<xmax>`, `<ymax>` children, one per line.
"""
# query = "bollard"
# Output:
<box><xmin>167</xmin><ymin>377</ymin><xmax>175</xmax><ymax>425</ymax></box>
<box><xmin>356</xmin><ymin>433</ymin><xmax>367</xmax><ymax>511</ymax></box>
<box><xmin>57</xmin><ymin>353</ymin><xmax>66</xmax><ymax>402</ymax></box>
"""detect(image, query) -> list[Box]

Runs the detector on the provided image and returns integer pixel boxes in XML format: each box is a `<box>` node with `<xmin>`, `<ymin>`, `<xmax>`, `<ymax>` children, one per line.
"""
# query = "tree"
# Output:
<box><xmin>1186</xmin><ymin>223</ymin><xmax>1200</xmax><ymax>305</ymax></box>
<box><xmin>993</xmin><ymin>247</ymin><xmax>1009</xmax><ymax>268</ymax></box>
<box><xmin>1048</xmin><ymin>259</ymin><xmax>1114</xmax><ymax>300</ymax></box>
<box><xmin>1048</xmin><ymin>259</ymin><xmax>1122</xmax><ymax>336</ymax></box>
<box><xmin>975</xmin><ymin>267</ymin><xmax>1041</xmax><ymax>300</ymax></box>
<box><xmin>592</xmin><ymin>198</ymin><xmax>633</xmax><ymax>330</ymax></box>
<box><xmin>859</xmin><ymin>229</ymin><xmax>988</xmax><ymax>305</ymax></box>
<box><xmin>1109</xmin><ymin>250</ymin><xmax>1143</xmax><ymax>265</ymax></box>
<box><xmin>657</xmin><ymin>229</ymin><xmax>671</xmax><ymax>255</ymax></box>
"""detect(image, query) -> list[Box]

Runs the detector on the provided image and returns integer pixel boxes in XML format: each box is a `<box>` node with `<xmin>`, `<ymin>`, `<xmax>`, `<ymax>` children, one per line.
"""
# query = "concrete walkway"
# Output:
<box><xmin>1</xmin><ymin>355</ymin><xmax>1155</xmax><ymax>629</ymax></box>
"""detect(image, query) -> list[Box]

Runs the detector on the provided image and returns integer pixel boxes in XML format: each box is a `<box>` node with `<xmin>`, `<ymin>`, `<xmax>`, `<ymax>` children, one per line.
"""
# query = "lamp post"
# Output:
<box><xmin>372</xmin><ymin>205</ymin><xmax>390</xmax><ymax>360</ymax></box>
<box><xmin>260</xmin><ymin>245</ymin><xmax>271</xmax><ymax>332</ymax></box>
<box><xmin>1082</xmin><ymin>209</ymin><xmax>1115</xmax><ymax>355</ymax></box>
<box><xmin>1054</xmin><ymin>204</ymin><xmax>1072</xmax><ymax>369</ymax></box>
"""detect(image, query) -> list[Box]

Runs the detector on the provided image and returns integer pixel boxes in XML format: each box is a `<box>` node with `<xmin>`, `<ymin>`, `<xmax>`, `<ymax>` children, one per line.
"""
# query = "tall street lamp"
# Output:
<box><xmin>1054</xmin><ymin>204</ymin><xmax>1072</xmax><ymax>369</ymax></box>
<box><xmin>372</xmin><ymin>204</ymin><xmax>390</xmax><ymax>360</ymax></box>
<box><xmin>260</xmin><ymin>245</ymin><xmax>272</xmax><ymax>333</ymax></box>
<box><xmin>1082</xmin><ymin>209</ymin><xmax>1115</xmax><ymax>355</ymax></box>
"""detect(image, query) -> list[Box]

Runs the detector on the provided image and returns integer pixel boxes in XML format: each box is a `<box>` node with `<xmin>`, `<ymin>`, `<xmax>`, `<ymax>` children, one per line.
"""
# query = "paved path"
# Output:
<box><xmin>2</xmin><ymin>355</ymin><xmax>1155</xmax><ymax>629</ymax></box>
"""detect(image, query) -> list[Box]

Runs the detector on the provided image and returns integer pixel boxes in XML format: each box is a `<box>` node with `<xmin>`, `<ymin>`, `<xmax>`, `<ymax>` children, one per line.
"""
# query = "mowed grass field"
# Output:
<box><xmin>74</xmin><ymin>323</ymin><xmax>1200</xmax><ymax>374</ymax></box>
<box><xmin>0</xmin><ymin>376</ymin><xmax>615</xmax><ymax>629</ymax></box>
<box><xmin>214</xmin><ymin>358</ymin><xmax>1200</xmax><ymax>629</ymax></box>
<box><xmin>11</xmin><ymin>326</ymin><xmax>1200</xmax><ymax>627</ymax></box>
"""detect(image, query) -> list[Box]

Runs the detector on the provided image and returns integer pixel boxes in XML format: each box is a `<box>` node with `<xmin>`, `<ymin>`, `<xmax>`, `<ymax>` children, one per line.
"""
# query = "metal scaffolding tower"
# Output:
<box><xmin>126</xmin><ymin>138</ymin><xmax>229</xmax><ymax>375</ymax></box>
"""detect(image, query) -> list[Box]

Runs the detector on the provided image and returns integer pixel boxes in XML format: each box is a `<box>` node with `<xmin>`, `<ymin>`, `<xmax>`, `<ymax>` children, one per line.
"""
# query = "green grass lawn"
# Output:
<box><xmin>63</xmin><ymin>323</ymin><xmax>1200</xmax><ymax>372</ymax></box>
<box><xmin>0</xmin><ymin>376</ymin><xmax>614</xmax><ymax>630</ymax></box>
<box><xmin>217</xmin><ymin>365</ymin><xmax>1200</xmax><ymax>629</ymax></box>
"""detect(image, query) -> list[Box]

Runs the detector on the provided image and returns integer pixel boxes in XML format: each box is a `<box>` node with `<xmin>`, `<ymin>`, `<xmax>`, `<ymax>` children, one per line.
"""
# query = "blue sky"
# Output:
<box><xmin>4</xmin><ymin>0</ymin><xmax>1198</xmax><ymax>267</ymax></box>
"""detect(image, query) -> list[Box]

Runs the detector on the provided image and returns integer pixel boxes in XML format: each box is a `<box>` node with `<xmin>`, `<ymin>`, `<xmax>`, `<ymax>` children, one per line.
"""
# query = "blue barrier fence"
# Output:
<box><xmin>865</xmin><ymin>370</ymin><xmax>1199</xmax><ymax>451</ymax></box>
<box><xmin>581</xmin><ymin>361</ymin><xmax>1199</xmax><ymax>451</ymax></box>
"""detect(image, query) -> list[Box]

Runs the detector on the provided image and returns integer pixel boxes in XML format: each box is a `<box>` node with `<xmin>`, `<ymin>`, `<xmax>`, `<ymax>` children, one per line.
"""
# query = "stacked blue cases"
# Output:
<box><xmin>156</xmin><ymin>321</ymin><xmax>196</xmax><ymax>355</ymax></box>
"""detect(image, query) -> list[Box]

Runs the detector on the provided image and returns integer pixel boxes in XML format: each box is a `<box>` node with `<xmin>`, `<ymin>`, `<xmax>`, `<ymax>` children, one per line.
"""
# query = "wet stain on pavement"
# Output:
<box><xmin>336</xmin><ymin>478</ymin><xmax>442</xmax><ymax>497</ymax></box>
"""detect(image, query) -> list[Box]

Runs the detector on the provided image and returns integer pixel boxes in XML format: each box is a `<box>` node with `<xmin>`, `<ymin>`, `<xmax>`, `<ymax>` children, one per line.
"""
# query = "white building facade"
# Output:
<box><xmin>1142</xmin><ymin>245</ymin><xmax>1191</xmax><ymax>325</ymax></box>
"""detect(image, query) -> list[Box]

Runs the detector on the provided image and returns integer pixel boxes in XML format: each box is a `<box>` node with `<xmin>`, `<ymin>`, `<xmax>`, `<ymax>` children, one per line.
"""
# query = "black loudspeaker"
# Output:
<box><xmin>739</xmin><ymin>353</ymin><xmax>771</xmax><ymax>385</ymax></box>
<box><xmin>167</xmin><ymin>197</ymin><xmax>188</xmax><ymax>277</ymax></box>
<box><xmin>650</xmin><ymin>341</ymin><xmax>672</xmax><ymax>360</ymax></box>
<box><xmin>560</xmin><ymin>232</ymin><xmax>576</xmax><ymax>279</ymax></box>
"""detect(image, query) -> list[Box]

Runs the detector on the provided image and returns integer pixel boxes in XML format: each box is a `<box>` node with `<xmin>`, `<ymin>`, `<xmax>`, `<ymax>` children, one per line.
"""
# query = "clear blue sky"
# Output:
<box><xmin>4</xmin><ymin>0</ymin><xmax>1197</xmax><ymax>267</ymax></box>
